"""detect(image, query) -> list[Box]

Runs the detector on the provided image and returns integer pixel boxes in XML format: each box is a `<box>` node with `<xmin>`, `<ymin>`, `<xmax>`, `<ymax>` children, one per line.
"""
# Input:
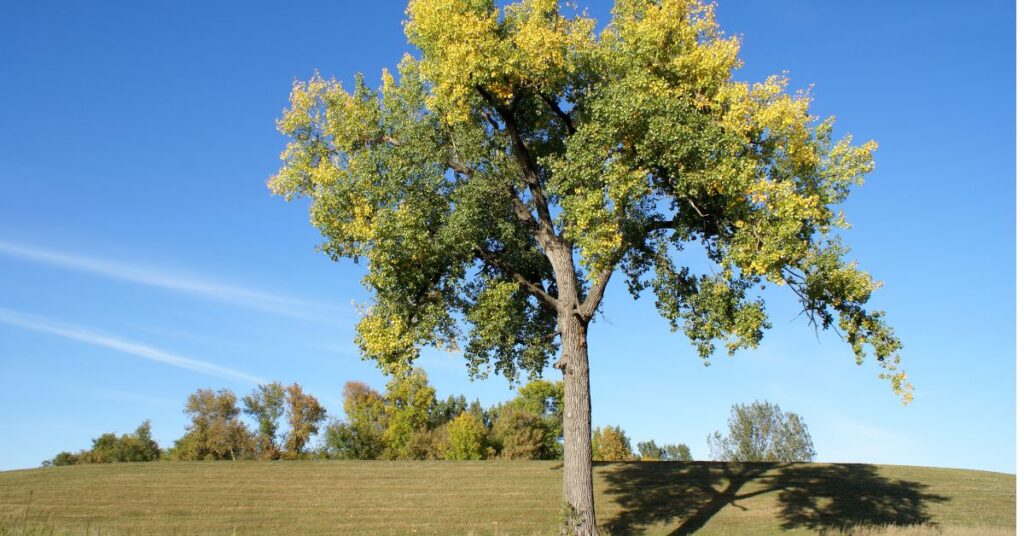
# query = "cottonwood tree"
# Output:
<box><xmin>270</xmin><ymin>0</ymin><xmax>909</xmax><ymax>531</ymax></box>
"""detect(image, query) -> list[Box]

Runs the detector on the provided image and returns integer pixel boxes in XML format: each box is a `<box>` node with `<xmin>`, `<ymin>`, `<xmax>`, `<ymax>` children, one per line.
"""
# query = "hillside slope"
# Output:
<box><xmin>0</xmin><ymin>461</ymin><xmax>1014</xmax><ymax>535</ymax></box>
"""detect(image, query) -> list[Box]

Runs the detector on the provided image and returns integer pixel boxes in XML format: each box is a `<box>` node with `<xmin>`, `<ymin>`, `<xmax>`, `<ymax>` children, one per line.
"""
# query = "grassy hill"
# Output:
<box><xmin>0</xmin><ymin>461</ymin><xmax>1013</xmax><ymax>535</ymax></box>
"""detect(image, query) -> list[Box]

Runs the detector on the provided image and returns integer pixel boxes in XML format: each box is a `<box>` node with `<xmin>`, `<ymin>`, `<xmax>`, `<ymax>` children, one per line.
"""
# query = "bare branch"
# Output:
<box><xmin>649</xmin><ymin>163</ymin><xmax>717</xmax><ymax>235</ymax></box>
<box><xmin>380</xmin><ymin>135</ymin><xmax>403</xmax><ymax>147</ymax></box>
<box><xmin>481</xmin><ymin>109</ymin><xmax>502</xmax><ymax>133</ymax></box>
<box><xmin>685</xmin><ymin>197</ymin><xmax>708</xmax><ymax>219</ymax></box>
<box><xmin>782</xmin><ymin>266</ymin><xmax>806</xmax><ymax>282</ymax></box>
<box><xmin>646</xmin><ymin>216</ymin><xmax>680</xmax><ymax>233</ymax></box>
<box><xmin>447</xmin><ymin>160</ymin><xmax>475</xmax><ymax>176</ymax></box>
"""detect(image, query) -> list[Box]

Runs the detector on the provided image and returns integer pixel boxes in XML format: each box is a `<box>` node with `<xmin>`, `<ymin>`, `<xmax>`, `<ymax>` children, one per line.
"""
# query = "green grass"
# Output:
<box><xmin>0</xmin><ymin>461</ymin><xmax>1013</xmax><ymax>535</ymax></box>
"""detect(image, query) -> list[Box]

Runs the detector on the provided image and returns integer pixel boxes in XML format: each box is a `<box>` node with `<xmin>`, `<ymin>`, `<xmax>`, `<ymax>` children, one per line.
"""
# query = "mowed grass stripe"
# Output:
<box><xmin>0</xmin><ymin>462</ymin><xmax>1013</xmax><ymax>535</ymax></box>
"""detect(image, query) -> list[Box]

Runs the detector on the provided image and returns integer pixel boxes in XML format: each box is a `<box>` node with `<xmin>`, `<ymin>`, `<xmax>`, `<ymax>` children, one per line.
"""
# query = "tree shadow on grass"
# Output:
<box><xmin>599</xmin><ymin>462</ymin><xmax>949</xmax><ymax>535</ymax></box>
<box><xmin>773</xmin><ymin>464</ymin><xmax>949</xmax><ymax>533</ymax></box>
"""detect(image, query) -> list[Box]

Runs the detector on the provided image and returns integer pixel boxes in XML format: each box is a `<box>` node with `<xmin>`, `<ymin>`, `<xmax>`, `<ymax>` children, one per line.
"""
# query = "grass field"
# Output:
<box><xmin>0</xmin><ymin>461</ymin><xmax>1014</xmax><ymax>535</ymax></box>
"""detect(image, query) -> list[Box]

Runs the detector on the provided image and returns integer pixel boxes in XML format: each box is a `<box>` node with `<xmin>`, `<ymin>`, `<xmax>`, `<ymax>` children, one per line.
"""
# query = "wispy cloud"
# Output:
<box><xmin>0</xmin><ymin>240</ymin><xmax>348</xmax><ymax>322</ymax></box>
<box><xmin>0</xmin><ymin>308</ymin><xmax>266</xmax><ymax>384</ymax></box>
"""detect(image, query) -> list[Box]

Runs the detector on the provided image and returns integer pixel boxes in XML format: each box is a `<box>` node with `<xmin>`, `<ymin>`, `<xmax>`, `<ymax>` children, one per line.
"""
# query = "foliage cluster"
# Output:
<box><xmin>322</xmin><ymin>370</ymin><xmax>566</xmax><ymax>460</ymax></box>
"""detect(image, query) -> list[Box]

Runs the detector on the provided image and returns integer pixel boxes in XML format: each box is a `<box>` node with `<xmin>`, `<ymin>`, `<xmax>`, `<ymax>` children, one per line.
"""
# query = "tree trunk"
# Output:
<box><xmin>560</xmin><ymin>312</ymin><xmax>596</xmax><ymax>535</ymax></box>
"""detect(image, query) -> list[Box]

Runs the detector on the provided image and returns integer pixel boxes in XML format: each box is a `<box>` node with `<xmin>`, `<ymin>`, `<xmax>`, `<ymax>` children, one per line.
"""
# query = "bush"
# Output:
<box><xmin>445</xmin><ymin>412</ymin><xmax>487</xmax><ymax>460</ymax></box>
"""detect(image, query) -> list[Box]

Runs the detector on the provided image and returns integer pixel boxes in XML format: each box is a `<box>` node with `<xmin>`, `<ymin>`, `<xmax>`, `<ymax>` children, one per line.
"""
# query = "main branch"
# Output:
<box><xmin>579</xmin><ymin>267</ymin><xmax>613</xmax><ymax>321</ymax></box>
<box><xmin>476</xmin><ymin>86</ymin><xmax>559</xmax><ymax>249</ymax></box>
<box><xmin>474</xmin><ymin>247</ymin><xmax>560</xmax><ymax>311</ymax></box>
<box><xmin>541</xmin><ymin>94</ymin><xmax>576</xmax><ymax>135</ymax></box>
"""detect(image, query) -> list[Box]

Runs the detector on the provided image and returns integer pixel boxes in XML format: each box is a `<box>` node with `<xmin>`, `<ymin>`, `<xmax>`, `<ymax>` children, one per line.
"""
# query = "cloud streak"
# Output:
<box><xmin>0</xmin><ymin>240</ymin><xmax>347</xmax><ymax>322</ymax></box>
<box><xmin>0</xmin><ymin>308</ymin><xmax>266</xmax><ymax>385</ymax></box>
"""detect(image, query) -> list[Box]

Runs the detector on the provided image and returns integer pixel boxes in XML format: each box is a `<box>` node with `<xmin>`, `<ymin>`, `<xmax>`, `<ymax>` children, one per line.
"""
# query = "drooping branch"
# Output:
<box><xmin>781</xmin><ymin>267</ymin><xmax>843</xmax><ymax>338</ymax></box>
<box><xmin>474</xmin><ymin>247</ymin><xmax>560</xmax><ymax>311</ymax></box>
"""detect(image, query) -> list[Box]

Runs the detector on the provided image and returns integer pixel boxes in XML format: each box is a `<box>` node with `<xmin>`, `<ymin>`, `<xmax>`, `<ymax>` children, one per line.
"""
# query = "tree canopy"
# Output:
<box><xmin>269</xmin><ymin>0</ymin><xmax>907</xmax><ymax>398</ymax></box>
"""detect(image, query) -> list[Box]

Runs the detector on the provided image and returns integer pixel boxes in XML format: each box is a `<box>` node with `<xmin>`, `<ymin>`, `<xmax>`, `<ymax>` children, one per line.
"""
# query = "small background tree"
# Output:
<box><xmin>636</xmin><ymin>440</ymin><xmax>665</xmax><ymax>461</ymax></box>
<box><xmin>430</xmin><ymin>394</ymin><xmax>469</xmax><ymax>429</ymax></box>
<box><xmin>382</xmin><ymin>368</ymin><xmax>437</xmax><ymax>459</ymax></box>
<box><xmin>327</xmin><ymin>381</ymin><xmax>389</xmax><ymax>459</ymax></box>
<box><xmin>592</xmin><ymin>426</ymin><xmax>634</xmax><ymax>461</ymax></box>
<box><xmin>488</xmin><ymin>380</ymin><xmax>563</xmax><ymax>460</ymax></box>
<box><xmin>283</xmin><ymin>383</ymin><xmax>328</xmax><ymax>459</ymax></box>
<box><xmin>664</xmin><ymin>443</ymin><xmax>693</xmax><ymax>462</ymax></box>
<box><xmin>491</xmin><ymin>407</ymin><xmax>549</xmax><ymax>459</ymax></box>
<box><xmin>243</xmin><ymin>382</ymin><xmax>286</xmax><ymax>459</ymax></box>
<box><xmin>445</xmin><ymin>411</ymin><xmax>488</xmax><ymax>460</ymax></box>
<box><xmin>172</xmin><ymin>389</ymin><xmax>255</xmax><ymax>461</ymax></box>
<box><xmin>707</xmin><ymin>400</ymin><xmax>815</xmax><ymax>462</ymax></box>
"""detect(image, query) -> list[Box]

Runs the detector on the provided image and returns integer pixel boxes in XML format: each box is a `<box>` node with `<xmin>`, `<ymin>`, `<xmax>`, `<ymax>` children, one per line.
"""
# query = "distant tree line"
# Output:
<box><xmin>44</xmin><ymin>372</ymin><xmax>811</xmax><ymax>466</ymax></box>
<box><xmin>42</xmin><ymin>421</ymin><xmax>161</xmax><ymax>466</ymax></box>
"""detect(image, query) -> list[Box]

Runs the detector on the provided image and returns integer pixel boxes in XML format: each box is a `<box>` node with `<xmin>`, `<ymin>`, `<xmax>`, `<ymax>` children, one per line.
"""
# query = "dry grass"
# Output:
<box><xmin>818</xmin><ymin>524</ymin><xmax>1015</xmax><ymax>536</ymax></box>
<box><xmin>0</xmin><ymin>462</ymin><xmax>1013</xmax><ymax>535</ymax></box>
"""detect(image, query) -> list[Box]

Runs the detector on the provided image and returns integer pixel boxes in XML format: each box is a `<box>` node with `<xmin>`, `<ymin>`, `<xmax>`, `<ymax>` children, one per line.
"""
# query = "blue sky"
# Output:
<box><xmin>0</xmin><ymin>0</ymin><xmax>1013</xmax><ymax>473</ymax></box>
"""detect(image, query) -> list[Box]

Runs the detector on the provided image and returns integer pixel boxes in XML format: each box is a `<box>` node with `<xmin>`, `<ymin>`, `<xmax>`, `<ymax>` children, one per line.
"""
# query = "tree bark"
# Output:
<box><xmin>559</xmin><ymin>311</ymin><xmax>596</xmax><ymax>535</ymax></box>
